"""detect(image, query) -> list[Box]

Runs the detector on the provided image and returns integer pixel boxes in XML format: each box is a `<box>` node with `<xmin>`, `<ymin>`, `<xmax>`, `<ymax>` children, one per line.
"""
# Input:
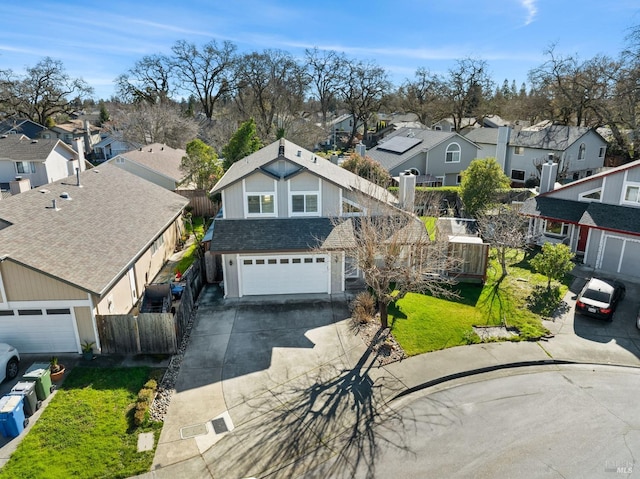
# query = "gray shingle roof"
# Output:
<box><xmin>210</xmin><ymin>218</ymin><xmax>335</xmax><ymax>253</ymax></box>
<box><xmin>520</xmin><ymin>196</ymin><xmax>590</xmax><ymax>223</ymax></box>
<box><xmin>0</xmin><ymin>135</ymin><xmax>75</xmax><ymax>162</ymax></box>
<box><xmin>464</xmin><ymin>128</ymin><xmax>500</xmax><ymax>145</ymax></box>
<box><xmin>579</xmin><ymin>202</ymin><xmax>640</xmax><ymax>235</ymax></box>
<box><xmin>114</xmin><ymin>143</ymin><xmax>186</xmax><ymax>183</ymax></box>
<box><xmin>367</xmin><ymin>127</ymin><xmax>475</xmax><ymax>171</ymax></box>
<box><xmin>510</xmin><ymin>125</ymin><xmax>591</xmax><ymax>150</ymax></box>
<box><xmin>0</xmin><ymin>119</ymin><xmax>46</xmax><ymax>139</ymax></box>
<box><xmin>212</xmin><ymin>139</ymin><xmax>397</xmax><ymax>205</ymax></box>
<box><xmin>0</xmin><ymin>163</ymin><xmax>189</xmax><ymax>295</ymax></box>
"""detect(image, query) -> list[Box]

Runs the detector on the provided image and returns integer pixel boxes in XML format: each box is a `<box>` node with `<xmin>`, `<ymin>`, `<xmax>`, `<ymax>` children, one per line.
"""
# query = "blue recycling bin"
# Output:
<box><xmin>0</xmin><ymin>395</ymin><xmax>28</xmax><ymax>438</ymax></box>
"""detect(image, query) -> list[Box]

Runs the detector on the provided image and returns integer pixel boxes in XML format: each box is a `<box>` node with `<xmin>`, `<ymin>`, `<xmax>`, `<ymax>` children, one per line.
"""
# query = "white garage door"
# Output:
<box><xmin>240</xmin><ymin>254</ymin><xmax>330</xmax><ymax>296</ymax></box>
<box><xmin>598</xmin><ymin>235</ymin><xmax>640</xmax><ymax>278</ymax></box>
<box><xmin>0</xmin><ymin>308</ymin><xmax>77</xmax><ymax>353</ymax></box>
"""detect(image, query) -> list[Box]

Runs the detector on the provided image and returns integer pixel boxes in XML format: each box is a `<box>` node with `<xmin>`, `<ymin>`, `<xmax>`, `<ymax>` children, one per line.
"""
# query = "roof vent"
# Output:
<box><xmin>60</xmin><ymin>192</ymin><xmax>72</xmax><ymax>200</ymax></box>
<box><xmin>297</xmin><ymin>150</ymin><xmax>301</xmax><ymax>157</ymax></box>
<box><xmin>0</xmin><ymin>135</ymin><xmax>7</xmax><ymax>139</ymax></box>
<box><xmin>31</xmin><ymin>139</ymin><xmax>38</xmax><ymax>143</ymax></box>
<box><xmin>50</xmin><ymin>199</ymin><xmax>59</xmax><ymax>211</ymax></box>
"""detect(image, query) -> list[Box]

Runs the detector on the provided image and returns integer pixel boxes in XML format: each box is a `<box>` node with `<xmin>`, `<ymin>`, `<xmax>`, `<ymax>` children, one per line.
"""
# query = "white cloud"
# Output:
<box><xmin>521</xmin><ymin>0</ymin><xmax>538</xmax><ymax>25</ymax></box>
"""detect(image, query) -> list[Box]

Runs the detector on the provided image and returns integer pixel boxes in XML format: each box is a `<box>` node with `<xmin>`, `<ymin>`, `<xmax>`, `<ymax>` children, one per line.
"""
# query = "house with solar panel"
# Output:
<box><xmin>366</xmin><ymin>127</ymin><xmax>479</xmax><ymax>186</ymax></box>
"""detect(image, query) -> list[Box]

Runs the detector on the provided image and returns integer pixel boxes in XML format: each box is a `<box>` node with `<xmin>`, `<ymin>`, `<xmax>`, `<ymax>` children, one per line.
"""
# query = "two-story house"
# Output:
<box><xmin>366</xmin><ymin>127</ymin><xmax>479</xmax><ymax>186</ymax></box>
<box><xmin>0</xmin><ymin>134</ymin><xmax>86</xmax><ymax>191</ymax></box>
<box><xmin>0</xmin><ymin>163</ymin><xmax>189</xmax><ymax>353</ymax></box>
<box><xmin>466</xmin><ymin>124</ymin><xmax>607</xmax><ymax>186</ymax></box>
<box><xmin>0</xmin><ymin>118</ymin><xmax>47</xmax><ymax>139</ymax></box>
<box><xmin>520</xmin><ymin>159</ymin><xmax>640</xmax><ymax>280</ymax></box>
<box><xmin>208</xmin><ymin>139</ymin><xmax>401</xmax><ymax>298</ymax></box>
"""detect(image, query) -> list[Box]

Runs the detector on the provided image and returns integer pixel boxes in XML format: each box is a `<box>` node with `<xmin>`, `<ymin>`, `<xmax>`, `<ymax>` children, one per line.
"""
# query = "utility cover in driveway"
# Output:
<box><xmin>180</xmin><ymin>423</ymin><xmax>208</xmax><ymax>439</ymax></box>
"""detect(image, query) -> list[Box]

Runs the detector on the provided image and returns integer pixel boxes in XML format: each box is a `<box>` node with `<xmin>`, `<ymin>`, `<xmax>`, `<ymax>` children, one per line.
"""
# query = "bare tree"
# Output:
<box><xmin>235</xmin><ymin>49</ymin><xmax>309</xmax><ymax>140</ymax></box>
<box><xmin>399</xmin><ymin>67</ymin><xmax>447</xmax><ymax>127</ymax></box>
<box><xmin>4</xmin><ymin>57</ymin><xmax>93</xmax><ymax>124</ymax></box>
<box><xmin>323</xmin><ymin>195</ymin><xmax>456</xmax><ymax>329</ymax></box>
<box><xmin>171</xmin><ymin>40</ymin><xmax>238</xmax><ymax>120</ymax></box>
<box><xmin>339</xmin><ymin>60</ymin><xmax>391</xmax><ymax>146</ymax></box>
<box><xmin>441</xmin><ymin>58</ymin><xmax>494</xmax><ymax>132</ymax></box>
<box><xmin>107</xmin><ymin>102</ymin><xmax>198</xmax><ymax>149</ymax></box>
<box><xmin>304</xmin><ymin>48</ymin><xmax>347</xmax><ymax>128</ymax></box>
<box><xmin>477</xmin><ymin>206</ymin><xmax>528</xmax><ymax>285</ymax></box>
<box><xmin>115</xmin><ymin>54</ymin><xmax>173</xmax><ymax>104</ymax></box>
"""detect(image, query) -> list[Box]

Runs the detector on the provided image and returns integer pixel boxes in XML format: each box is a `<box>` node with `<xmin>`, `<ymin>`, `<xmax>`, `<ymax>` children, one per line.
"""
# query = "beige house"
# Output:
<box><xmin>0</xmin><ymin>164</ymin><xmax>189</xmax><ymax>353</ymax></box>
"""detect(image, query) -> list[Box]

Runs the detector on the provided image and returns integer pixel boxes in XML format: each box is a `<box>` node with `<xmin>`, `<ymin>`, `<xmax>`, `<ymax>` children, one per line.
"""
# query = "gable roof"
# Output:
<box><xmin>464</xmin><ymin>127</ymin><xmax>500</xmax><ymax>145</ymax></box>
<box><xmin>113</xmin><ymin>143</ymin><xmax>186</xmax><ymax>183</ymax></box>
<box><xmin>212</xmin><ymin>139</ymin><xmax>397</xmax><ymax>205</ymax></box>
<box><xmin>0</xmin><ymin>118</ymin><xmax>46</xmax><ymax>139</ymax></box>
<box><xmin>510</xmin><ymin>125</ymin><xmax>594</xmax><ymax>150</ymax></box>
<box><xmin>368</xmin><ymin>127</ymin><xmax>477</xmax><ymax>171</ymax></box>
<box><xmin>0</xmin><ymin>134</ymin><xmax>77</xmax><ymax>162</ymax></box>
<box><xmin>541</xmin><ymin>158</ymin><xmax>640</xmax><ymax>198</ymax></box>
<box><xmin>0</xmin><ymin>163</ymin><xmax>189</xmax><ymax>296</ymax></box>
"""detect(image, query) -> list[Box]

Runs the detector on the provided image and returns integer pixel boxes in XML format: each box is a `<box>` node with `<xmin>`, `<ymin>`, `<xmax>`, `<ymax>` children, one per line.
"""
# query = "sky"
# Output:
<box><xmin>1</xmin><ymin>0</ymin><xmax>639</xmax><ymax>101</ymax></box>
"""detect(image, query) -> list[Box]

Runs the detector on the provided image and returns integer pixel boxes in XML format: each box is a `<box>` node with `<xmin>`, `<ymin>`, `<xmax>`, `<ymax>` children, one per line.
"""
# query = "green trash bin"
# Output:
<box><xmin>22</xmin><ymin>363</ymin><xmax>52</xmax><ymax>401</ymax></box>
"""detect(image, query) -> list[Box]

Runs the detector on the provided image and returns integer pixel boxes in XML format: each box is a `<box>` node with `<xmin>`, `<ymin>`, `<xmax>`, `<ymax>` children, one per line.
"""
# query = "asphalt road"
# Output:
<box><xmin>309</xmin><ymin>365</ymin><xmax>640</xmax><ymax>479</ymax></box>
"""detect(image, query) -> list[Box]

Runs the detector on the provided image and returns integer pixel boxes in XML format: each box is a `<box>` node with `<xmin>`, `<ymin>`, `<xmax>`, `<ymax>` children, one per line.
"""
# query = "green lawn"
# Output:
<box><xmin>175</xmin><ymin>216</ymin><xmax>207</xmax><ymax>275</ymax></box>
<box><xmin>0</xmin><ymin>367</ymin><xmax>162</xmax><ymax>479</ymax></box>
<box><xmin>390</xmin><ymin>248</ymin><xmax>569</xmax><ymax>355</ymax></box>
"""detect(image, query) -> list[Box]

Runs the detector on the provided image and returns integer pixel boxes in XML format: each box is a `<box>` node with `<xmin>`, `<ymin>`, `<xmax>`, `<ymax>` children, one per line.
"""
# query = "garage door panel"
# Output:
<box><xmin>600</xmin><ymin>237</ymin><xmax>623</xmax><ymax>273</ymax></box>
<box><xmin>0</xmin><ymin>313</ymin><xmax>77</xmax><ymax>353</ymax></box>
<box><xmin>240</xmin><ymin>254</ymin><xmax>330</xmax><ymax>296</ymax></box>
<box><xmin>620</xmin><ymin>240</ymin><xmax>640</xmax><ymax>277</ymax></box>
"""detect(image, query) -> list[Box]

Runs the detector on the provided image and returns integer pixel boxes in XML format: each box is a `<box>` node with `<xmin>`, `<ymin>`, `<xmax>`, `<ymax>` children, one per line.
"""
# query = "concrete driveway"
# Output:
<box><xmin>152</xmin><ymin>288</ymin><xmax>371</xmax><ymax>474</ymax></box>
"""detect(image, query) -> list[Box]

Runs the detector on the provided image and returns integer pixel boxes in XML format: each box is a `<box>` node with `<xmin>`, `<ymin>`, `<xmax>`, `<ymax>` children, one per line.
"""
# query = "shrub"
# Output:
<box><xmin>352</xmin><ymin>291</ymin><xmax>376</xmax><ymax>324</ymax></box>
<box><xmin>143</xmin><ymin>379</ymin><xmax>158</xmax><ymax>390</ymax></box>
<box><xmin>133</xmin><ymin>377</ymin><xmax>159</xmax><ymax>427</ymax></box>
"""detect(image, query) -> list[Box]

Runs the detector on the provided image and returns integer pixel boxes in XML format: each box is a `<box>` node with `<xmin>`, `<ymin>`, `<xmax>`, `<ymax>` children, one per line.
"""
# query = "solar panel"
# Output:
<box><xmin>377</xmin><ymin>136</ymin><xmax>422</xmax><ymax>154</ymax></box>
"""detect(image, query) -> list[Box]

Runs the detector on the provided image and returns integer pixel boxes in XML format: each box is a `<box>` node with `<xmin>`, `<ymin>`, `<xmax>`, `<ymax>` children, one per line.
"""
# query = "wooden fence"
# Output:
<box><xmin>175</xmin><ymin>189</ymin><xmax>220</xmax><ymax>217</ymax></box>
<box><xmin>97</xmin><ymin>259</ymin><xmax>204</xmax><ymax>355</ymax></box>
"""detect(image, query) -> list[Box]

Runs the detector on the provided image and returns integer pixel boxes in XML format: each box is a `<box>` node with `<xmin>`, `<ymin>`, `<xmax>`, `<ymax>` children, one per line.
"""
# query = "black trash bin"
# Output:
<box><xmin>9</xmin><ymin>381</ymin><xmax>40</xmax><ymax>417</ymax></box>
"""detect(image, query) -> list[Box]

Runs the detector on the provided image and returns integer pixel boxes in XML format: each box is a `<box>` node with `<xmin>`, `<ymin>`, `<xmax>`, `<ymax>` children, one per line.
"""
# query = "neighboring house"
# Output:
<box><xmin>520</xmin><ymin>159</ymin><xmax>640</xmax><ymax>280</ymax></box>
<box><xmin>466</xmin><ymin>124</ymin><xmax>607</xmax><ymax>187</ymax></box>
<box><xmin>107</xmin><ymin>144</ymin><xmax>188</xmax><ymax>191</ymax></box>
<box><xmin>0</xmin><ymin>134</ymin><xmax>86</xmax><ymax>191</ymax></box>
<box><xmin>208</xmin><ymin>138</ymin><xmax>403</xmax><ymax>298</ymax></box>
<box><xmin>431</xmin><ymin>117</ymin><xmax>480</xmax><ymax>133</ymax></box>
<box><xmin>366</xmin><ymin>127</ymin><xmax>480</xmax><ymax>186</ymax></box>
<box><xmin>45</xmin><ymin>119</ymin><xmax>102</xmax><ymax>155</ymax></box>
<box><xmin>93</xmin><ymin>134</ymin><xmax>140</xmax><ymax>162</ymax></box>
<box><xmin>0</xmin><ymin>163</ymin><xmax>189</xmax><ymax>353</ymax></box>
<box><xmin>0</xmin><ymin>118</ymin><xmax>47</xmax><ymax>139</ymax></box>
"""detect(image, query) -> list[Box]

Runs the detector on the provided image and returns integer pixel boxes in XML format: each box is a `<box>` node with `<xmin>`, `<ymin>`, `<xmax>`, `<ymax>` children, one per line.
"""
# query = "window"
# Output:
<box><xmin>18</xmin><ymin>309</ymin><xmax>42</xmax><ymax>315</ymax></box>
<box><xmin>579</xmin><ymin>188</ymin><xmax>602</xmax><ymax>202</ymax></box>
<box><xmin>291</xmin><ymin>193</ymin><xmax>318</xmax><ymax>214</ymax></box>
<box><xmin>247</xmin><ymin>194</ymin><xmax>275</xmax><ymax>214</ymax></box>
<box><xmin>304</xmin><ymin>258</ymin><xmax>313</xmax><ymax>263</ymax></box>
<box><xmin>316</xmin><ymin>258</ymin><xmax>325</xmax><ymax>263</ymax></box>
<box><xmin>511</xmin><ymin>170</ymin><xmax>526</xmax><ymax>181</ymax></box>
<box><xmin>256</xmin><ymin>259</ymin><xmax>265</xmax><ymax>265</ymax></box>
<box><xmin>342</xmin><ymin>199</ymin><xmax>363</xmax><ymax>217</ymax></box>
<box><xmin>0</xmin><ymin>311</ymin><xmax>14</xmax><ymax>316</ymax></box>
<box><xmin>151</xmin><ymin>235</ymin><xmax>164</xmax><ymax>255</ymax></box>
<box><xmin>456</xmin><ymin>175</ymin><xmax>462</xmax><ymax>184</ymax></box>
<box><xmin>16</xmin><ymin>161</ymin><xmax>34</xmax><ymax>174</ymax></box>
<box><xmin>115</xmin><ymin>157</ymin><xmax>125</xmax><ymax>164</ymax></box>
<box><xmin>243</xmin><ymin>259</ymin><xmax>253</xmax><ymax>265</ymax></box>
<box><xmin>599</xmin><ymin>147</ymin><xmax>606</xmax><ymax>158</ymax></box>
<box><xmin>280</xmin><ymin>259</ymin><xmax>289</xmax><ymax>264</ymax></box>
<box><xmin>578</xmin><ymin>143</ymin><xmax>586</xmax><ymax>160</ymax></box>
<box><xmin>292</xmin><ymin>258</ymin><xmax>301</xmax><ymax>264</ymax></box>
<box><xmin>545</xmin><ymin>220</ymin><xmax>569</xmax><ymax>236</ymax></box>
<box><xmin>445</xmin><ymin>143</ymin><xmax>461</xmax><ymax>163</ymax></box>
<box><xmin>268</xmin><ymin>259</ymin><xmax>277</xmax><ymax>264</ymax></box>
<box><xmin>46</xmin><ymin>309</ymin><xmax>71</xmax><ymax>315</ymax></box>
<box><xmin>624</xmin><ymin>185</ymin><xmax>640</xmax><ymax>204</ymax></box>
<box><xmin>514</xmin><ymin>146</ymin><xmax>524</xmax><ymax>155</ymax></box>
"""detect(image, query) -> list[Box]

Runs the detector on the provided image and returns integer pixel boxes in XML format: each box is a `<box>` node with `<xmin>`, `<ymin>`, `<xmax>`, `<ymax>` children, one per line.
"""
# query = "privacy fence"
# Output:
<box><xmin>97</xmin><ymin>258</ymin><xmax>204</xmax><ymax>354</ymax></box>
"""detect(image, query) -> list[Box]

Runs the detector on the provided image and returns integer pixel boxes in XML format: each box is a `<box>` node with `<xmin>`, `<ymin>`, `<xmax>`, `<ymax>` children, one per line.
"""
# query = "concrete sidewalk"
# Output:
<box><xmin>133</xmin><ymin>283</ymin><xmax>640</xmax><ymax>479</ymax></box>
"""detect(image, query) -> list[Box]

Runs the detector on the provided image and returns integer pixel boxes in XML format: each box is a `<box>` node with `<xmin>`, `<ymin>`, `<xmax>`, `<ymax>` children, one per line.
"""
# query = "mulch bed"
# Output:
<box><xmin>351</xmin><ymin>317</ymin><xmax>406</xmax><ymax>366</ymax></box>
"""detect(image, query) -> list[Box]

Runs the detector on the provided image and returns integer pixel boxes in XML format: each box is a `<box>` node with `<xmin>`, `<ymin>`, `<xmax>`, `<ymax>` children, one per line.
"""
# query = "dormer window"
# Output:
<box><xmin>623</xmin><ymin>184</ymin><xmax>640</xmax><ymax>205</ymax></box>
<box><xmin>244</xmin><ymin>177</ymin><xmax>277</xmax><ymax>217</ymax></box>
<box><xmin>579</xmin><ymin>187</ymin><xmax>601</xmax><ymax>202</ymax></box>
<box><xmin>578</xmin><ymin>143</ymin><xmax>586</xmax><ymax>160</ymax></box>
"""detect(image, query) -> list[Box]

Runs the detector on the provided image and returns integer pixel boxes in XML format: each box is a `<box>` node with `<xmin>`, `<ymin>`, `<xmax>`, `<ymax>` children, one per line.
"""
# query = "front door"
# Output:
<box><xmin>577</xmin><ymin>226</ymin><xmax>589</xmax><ymax>253</ymax></box>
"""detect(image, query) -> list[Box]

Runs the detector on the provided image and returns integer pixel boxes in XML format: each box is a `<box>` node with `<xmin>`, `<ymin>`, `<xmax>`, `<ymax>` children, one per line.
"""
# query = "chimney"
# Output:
<box><xmin>496</xmin><ymin>126</ymin><xmax>511</xmax><ymax>171</ymax></box>
<box><xmin>330</xmin><ymin>154</ymin><xmax>339</xmax><ymax>165</ymax></box>
<box><xmin>539</xmin><ymin>154</ymin><xmax>558</xmax><ymax>194</ymax></box>
<box><xmin>72</xmin><ymin>138</ymin><xmax>86</xmax><ymax>170</ymax></box>
<box><xmin>356</xmin><ymin>142</ymin><xmax>366</xmax><ymax>157</ymax></box>
<box><xmin>278</xmin><ymin>138</ymin><xmax>285</xmax><ymax>156</ymax></box>
<box><xmin>398</xmin><ymin>170</ymin><xmax>416</xmax><ymax>212</ymax></box>
<box><xmin>9</xmin><ymin>177</ymin><xmax>31</xmax><ymax>195</ymax></box>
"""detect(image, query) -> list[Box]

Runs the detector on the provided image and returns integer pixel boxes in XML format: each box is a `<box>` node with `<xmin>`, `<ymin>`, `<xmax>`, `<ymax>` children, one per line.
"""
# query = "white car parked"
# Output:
<box><xmin>0</xmin><ymin>343</ymin><xmax>19</xmax><ymax>383</ymax></box>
